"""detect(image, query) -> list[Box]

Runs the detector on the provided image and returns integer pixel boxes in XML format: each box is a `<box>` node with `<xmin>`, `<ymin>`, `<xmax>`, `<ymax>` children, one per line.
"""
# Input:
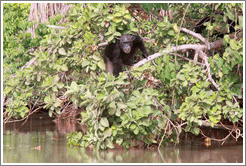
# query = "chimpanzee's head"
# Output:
<box><xmin>119</xmin><ymin>34</ymin><xmax>135</xmax><ymax>54</ymax></box>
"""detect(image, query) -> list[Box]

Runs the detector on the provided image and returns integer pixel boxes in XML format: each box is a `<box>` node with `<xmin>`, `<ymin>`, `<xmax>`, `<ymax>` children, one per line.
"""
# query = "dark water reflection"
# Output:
<box><xmin>3</xmin><ymin>112</ymin><xmax>243</xmax><ymax>163</ymax></box>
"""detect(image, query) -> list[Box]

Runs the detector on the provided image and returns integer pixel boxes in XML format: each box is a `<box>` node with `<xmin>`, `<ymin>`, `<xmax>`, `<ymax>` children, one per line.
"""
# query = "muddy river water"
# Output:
<box><xmin>3</xmin><ymin>112</ymin><xmax>243</xmax><ymax>163</ymax></box>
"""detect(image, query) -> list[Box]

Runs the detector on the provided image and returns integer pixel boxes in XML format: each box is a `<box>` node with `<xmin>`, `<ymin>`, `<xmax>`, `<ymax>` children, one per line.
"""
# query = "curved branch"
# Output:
<box><xmin>132</xmin><ymin>44</ymin><xmax>207</xmax><ymax>68</ymax></box>
<box><xmin>180</xmin><ymin>28</ymin><xmax>210</xmax><ymax>47</ymax></box>
<box><xmin>198</xmin><ymin>50</ymin><xmax>220</xmax><ymax>90</ymax></box>
<box><xmin>132</xmin><ymin>30</ymin><xmax>243</xmax><ymax>68</ymax></box>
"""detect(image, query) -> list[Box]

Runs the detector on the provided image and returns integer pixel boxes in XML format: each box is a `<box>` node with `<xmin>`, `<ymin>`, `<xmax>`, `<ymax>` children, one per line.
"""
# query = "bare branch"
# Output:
<box><xmin>20</xmin><ymin>57</ymin><xmax>37</xmax><ymax>71</ymax></box>
<box><xmin>132</xmin><ymin>30</ymin><xmax>243</xmax><ymax>68</ymax></box>
<box><xmin>132</xmin><ymin>44</ymin><xmax>207</xmax><ymax>68</ymax></box>
<box><xmin>46</xmin><ymin>25</ymin><xmax>66</xmax><ymax>29</ymax></box>
<box><xmin>201</xmin><ymin>120</ymin><xmax>243</xmax><ymax>131</ymax></box>
<box><xmin>98</xmin><ymin>41</ymin><xmax>108</xmax><ymax>47</ymax></box>
<box><xmin>180</xmin><ymin>28</ymin><xmax>210</xmax><ymax>47</ymax></box>
<box><xmin>198</xmin><ymin>51</ymin><xmax>220</xmax><ymax>90</ymax></box>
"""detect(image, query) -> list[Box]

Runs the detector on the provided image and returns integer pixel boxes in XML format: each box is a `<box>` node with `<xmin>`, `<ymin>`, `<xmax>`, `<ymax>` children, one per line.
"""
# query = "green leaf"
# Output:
<box><xmin>115</xmin><ymin>109</ymin><xmax>121</xmax><ymax>116</ymax></box>
<box><xmin>130</xmin><ymin>124</ymin><xmax>136</xmax><ymax>130</ymax></box>
<box><xmin>48</xmin><ymin>110</ymin><xmax>53</xmax><ymax>117</ymax></box>
<box><xmin>98</xmin><ymin>61</ymin><xmax>106</xmax><ymax>70</ymax></box>
<box><xmin>105</xmin><ymin>138</ymin><xmax>114</xmax><ymax>149</ymax></box>
<box><xmin>153</xmin><ymin>110</ymin><xmax>162</xmax><ymax>117</ymax></box>
<box><xmin>82</xmin><ymin>59</ymin><xmax>90</xmax><ymax>67</ymax></box>
<box><xmin>226</xmin><ymin>101</ymin><xmax>233</xmax><ymax>107</ymax></box>
<box><xmin>108</xmin><ymin>108</ymin><xmax>116</xmax><ymax>115</ymax></box>
<box><xmin>197</xmin><ymin>120</ymin><xmax>202</xmax><ymax>126</ymax></box>
<box><xmin>124</xmin><ymin>14</ymin><xmax>132</xmax><ymax>20</ymax></box>
<box><xmin>114</xmin><ymin>13</ymin><xmax>122</xmax><ymax>17</ymax></box>
<box><xmin>121</xmin><ymin>120</ymin><xmax>128</xmax><ymax>126</ymax></box>
<box><xmin>109</xmin><ymin>101</ymin><xmax>116</xmax><ymax>109</ymax></box>
<box><xmin>107</xmin><ymin>35</ymin><xmax>114</xmax><ymax>42</ymax></box>
<box><xmin>114</xmin><ymin>32</ymin><xmax>121</xmax><ymax>37</ymax></box>
<box><xmin>183</xmin><ymin>80</ymin><xmax>188</xmax><ymax>86</ymax></box>
<box><xmin>178</xmin><ymin>74</ymin><xmax>185</xmax><ymax>81</ymax></box>
<box><xmin>57</xmin><ymin>83</ymin><xmax>64</xmax><ymax>89</ymax></box>
<box><xmin>158</xmin><ymin>22</ymin><xmax>165</xmax><ymax>27</ymax></box>
<box><xmin>131</xmin><ymin>27</ymin><xmax>139</xmax><ymax>32</ymax></box>
<box><xmin>193</xmin><ymin>127</ymin><xmax>200</xmax><ymax>135</ymax></box>
<box><xmin>117</xmin><ymin>102</ymin><xmax>127</xmax><ymax>109</ymax></box>
<box><xmin>103</xmin><ymin>128</ymin><xmax>112</xmax><ymax>138</ymax></box>
<box><xmin>229</xmin><ymin>39</ymin><xmax>238</xmax><ymax>50</ymax></box>
<box><xmin>58</xmin><ymin>48</ymin><xmax>66</xmax><ymax>55</ymax></box>
<box><xmin>224</xmin><ymin>35</ymin><xmax>230</xmax><ymax>43</ymax></box>
<box><xmin>116</xmin><ymin>138</ymin><xmax>123</xmax><ymax>145</ymax></box>
<box><xmin>4</xmin><ymin>87</ymin><xmax>13</xmax><ymax>94</ymax></box>
<box><xmin>190</xmin><ymin>78</ymin><xmax>197</xmax><ymax>84</ymax></box>
<box><xmin>61</xmin><ymin>64</ymin><xmax>68</xmax><ymax>71</ymax></box>
<box><xmin>217</xmin><ymin>58</ymin><xmax>224</xmax><ymax>68</ymax></box>
<box><xmin>227</xmin><ymin>11</ymin><xmax>234</xmax><ymax>20</ymax></box>
<box><xmin>100</xmin><ymin>117</ymin><xmax>109</xmax><ymax>127</ymax></box>
<box><xmin>107</xmin><ymin>15</ymin><xmax>114</xmax><ymax>20</ymax></box>
<box><xmin>133</xmin><ymin>128</ymin><xmax>139</xmax><ymax>135</ymax></box>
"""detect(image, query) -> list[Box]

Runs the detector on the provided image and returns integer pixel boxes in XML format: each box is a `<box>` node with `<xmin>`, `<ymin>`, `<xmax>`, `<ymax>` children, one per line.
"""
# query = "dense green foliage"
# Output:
<box><xmin>3</xmin><ymin>3</ymin><xmax>243</xmax><ymax>150</ymax></box>
<box><xmin>3</xmin><ymin>3</ymin><xmax>33</xmax><ymax>75</ymax></box>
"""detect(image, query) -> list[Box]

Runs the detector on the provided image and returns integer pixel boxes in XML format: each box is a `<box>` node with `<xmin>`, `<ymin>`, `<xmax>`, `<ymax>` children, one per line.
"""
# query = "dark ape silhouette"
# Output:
<box><xmin>103</xmin><ymin>34</ymin><xmax>148</xmax><ymax>77</ymax></box>
<box><xmin>194</xmin><ymin>12</ymin><xmax>237</xmax><ymax>37</ymax></box>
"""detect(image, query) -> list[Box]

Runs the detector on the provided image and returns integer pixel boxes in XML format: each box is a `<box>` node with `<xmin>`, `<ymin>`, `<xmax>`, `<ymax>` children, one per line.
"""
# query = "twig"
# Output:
<box><xmin>46</xmin><ymin>25</ymin><xmax>66</xmax><ymax>29</ymax></box>
<box><xmin>200</xmin><ymin>129</ymin><xmax>233</xmax><ymax>145</ymax></box>
<box><xmin>201</xmin><ymin>120</ymin><xmax>243</xmax><ymax>131</ymax></box>
<box><xmin>98</xmin><ymin>41</ymin><xmax>108</xmax><ymax>47</ymax></box>
<box><xmin>157</xmin><ymin>148</ymin><xmax>165</xmax><ymax>162</ymax></box>
<box><xmin>198</xmin><ymin>51</ymin><xmax>220</xmax><ymax>90</ymax></box>
<box><xmin>20</xmin><ymin>57</ymin><xmax>37</xmax><ymax>71</ymax></box>
<box><xmin>158</xmin><ymin>119</ymin><xmax>169</xmax><ymax>150</ymax></box>
<box><xmin>4</xmin><ymin>106</ymin><xmax>44</xmax><ymax>124</ymax></box>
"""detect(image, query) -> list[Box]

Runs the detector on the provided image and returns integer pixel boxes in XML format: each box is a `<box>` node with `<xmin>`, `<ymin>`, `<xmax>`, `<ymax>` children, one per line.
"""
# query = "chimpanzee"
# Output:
<box><xmin>103</xmin><ymin>34</ymin><xmax>149</xmax><ymax>77</ymax></box>
<box><xmin>194</xmin><ymin>12</ymin><xmax>237</xmax><ymax>38</ymax></box>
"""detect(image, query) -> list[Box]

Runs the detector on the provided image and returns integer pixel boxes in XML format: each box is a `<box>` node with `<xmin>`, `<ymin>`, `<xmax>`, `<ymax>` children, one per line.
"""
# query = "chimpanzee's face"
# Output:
<box><xmin>119</xmin><ymin>35</ymin><xmax>135</xmax><ymax>54</ymax></box>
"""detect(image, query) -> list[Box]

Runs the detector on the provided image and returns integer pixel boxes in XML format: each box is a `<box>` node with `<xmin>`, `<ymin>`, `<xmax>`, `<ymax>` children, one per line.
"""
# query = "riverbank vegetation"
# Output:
<box><xmin>3</xmin><ymin>3</ymin><xmax>243</xmax><ymax>150</ymax></box>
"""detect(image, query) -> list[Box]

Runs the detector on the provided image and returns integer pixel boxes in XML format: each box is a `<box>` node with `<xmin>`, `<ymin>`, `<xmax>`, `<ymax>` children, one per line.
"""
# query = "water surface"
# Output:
<box><xmin>3</xmin><ymin>112</ymin><xmax>243</xmax><ymax>163</ymax></box>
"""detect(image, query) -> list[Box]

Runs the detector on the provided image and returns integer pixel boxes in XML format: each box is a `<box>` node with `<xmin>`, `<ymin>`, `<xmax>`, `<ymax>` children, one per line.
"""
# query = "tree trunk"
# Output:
<box><xmin>27</xmin><ymin>3</ymin><xmax>73</xmax><ymax>38</ymax></box>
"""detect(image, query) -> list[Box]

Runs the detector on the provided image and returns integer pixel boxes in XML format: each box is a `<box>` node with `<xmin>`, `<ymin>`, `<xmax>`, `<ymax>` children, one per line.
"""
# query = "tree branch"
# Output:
<box><xmin>46</xmin><ymin>25</ymin><xmax>66</xmax><ymax>29</ymax></box>
<box><xmin>132</xmin><ymin>31</ymin><xmax>243</xmax><ymax>68</ymax></box>
<box><xmin>132</xmin><ymin>44</ymin><xmax>207</xmax><ymax>68</ymax></box>
<box><xmin>98</xmin><ymin>41</ymin><xmax>108</xmax><ymax>47</ymax></box>
<box><xmin>198</xmin><ymin>50</ymin><xmax>220</xmax><ymax>90</ymax></box>
<box><xmin>201</xmin><ymin>120</ymin><xmax>243</xmax><ymax>131</ymax></box>
<box><xmin>20</xmin><ymin>57</ymin><xmax>37</xmax><ymax>71</ymax></box>
<box><xmin>180</xmin><ymin>27</ymin><xmax>210</xmax><ymax>47</ymax></box>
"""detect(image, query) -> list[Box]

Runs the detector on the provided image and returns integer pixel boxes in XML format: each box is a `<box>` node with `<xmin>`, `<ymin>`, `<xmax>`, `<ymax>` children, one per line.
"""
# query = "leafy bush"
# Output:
<box><xmin>3</xmin><ymin>3</ymin><xmax>243</xmax><ymax>150</ymax></box>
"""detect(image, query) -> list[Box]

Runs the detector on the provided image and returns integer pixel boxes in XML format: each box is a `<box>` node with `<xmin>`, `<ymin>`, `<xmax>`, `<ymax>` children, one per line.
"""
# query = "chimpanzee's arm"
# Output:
<box><xmin>112</xmin><ymin>45</ymin><xmax>123</xmax><ymax>77</ymax></box>
<box><xmin>134</xmin><ymin>35</ymin><xmax>148</xmax><ymax>59</ymax></box>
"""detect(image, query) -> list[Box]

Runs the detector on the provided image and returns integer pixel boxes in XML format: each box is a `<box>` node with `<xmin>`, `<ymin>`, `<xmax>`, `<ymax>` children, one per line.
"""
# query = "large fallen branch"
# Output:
<box><xmin>133</xmin><ymin>30</ymin><xmax>243</xmax><ymax>68</ymax></box>
<box><xmin>132</xmin><ymin>44</ymin><xmax>207</xmax><ymax>67</ymax></box>
<box><xmin>132</xmin><ymin>29</ymin><xmax>243</xmax><ymax>90</ymax></box>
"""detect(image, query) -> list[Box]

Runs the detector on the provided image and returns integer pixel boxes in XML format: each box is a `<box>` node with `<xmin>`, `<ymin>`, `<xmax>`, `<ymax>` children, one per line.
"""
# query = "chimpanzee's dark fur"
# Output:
<box><xmin>103</xmin><ymin>34</ymin><xmax>148</xmax><ymax>77</ymax></box>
